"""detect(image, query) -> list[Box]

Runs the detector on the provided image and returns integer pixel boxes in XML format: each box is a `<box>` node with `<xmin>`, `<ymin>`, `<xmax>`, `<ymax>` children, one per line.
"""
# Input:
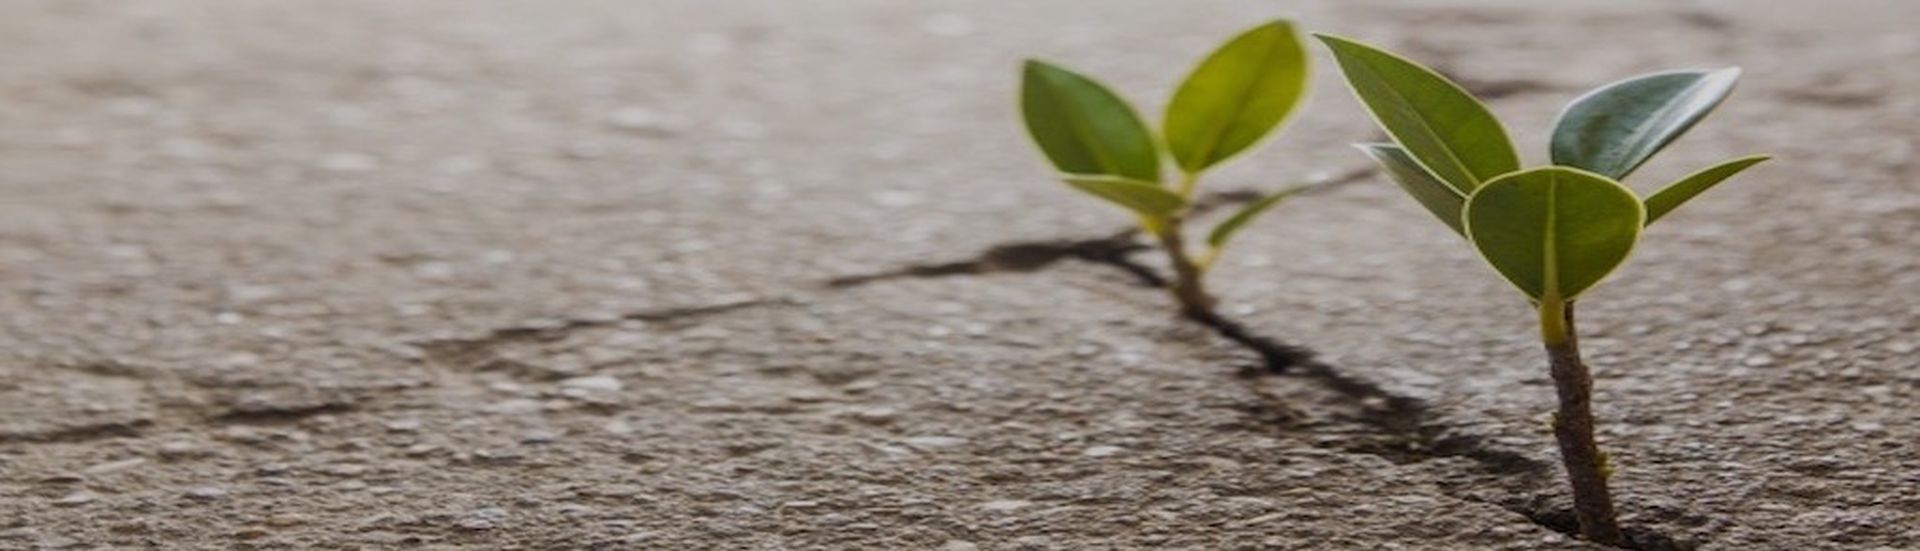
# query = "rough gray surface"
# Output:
<box><xmin>0</xmin><ymin>0</ymin><xmax>1914</xmax><ymax>549</ymax></box>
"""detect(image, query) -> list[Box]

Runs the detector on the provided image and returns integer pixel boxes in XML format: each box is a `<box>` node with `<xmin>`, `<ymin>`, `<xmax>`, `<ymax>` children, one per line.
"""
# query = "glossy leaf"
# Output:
<box><xmin>1316</xmin><ymin>34</ymin><xmax>1518</xmax><ymax>192</ymax></box>
<box><xmin>1551</xmin><ymin>68</ymin><xmax>1742</xmax><ymax>180</ymax></box>
<box><xmin>1206</xmin><ymin>186</ymin><xmax>1305</xmax><ymax>248</ymax></box>
<box><xmin>1164</xmin><ymin>20</ymin><xmax>1310</xmax><ymax>174</ymax></box>
<box><xmin>1358</xmin><ymin>143</ymin><xmax>1466</xmax><ymax>235</ymax></box>
<box><xmin>1465</xmin><ymin>167</ymin><xmax>1644</xmax><ymax>301</ymax></box>
<box><xmin>1021</xmin><ymin>60</ymin><xmax>1162</xmax><ymax>182</ymax></box>
<box><xmin>1644</xmin><ymin>155</ymin><xmax>1769</xmax><ymax>225</ymax></box>
<box><xmin>1063</xmin><ymin>174</ymin><xmax>1187</xmax><ymax>218</ymax></box>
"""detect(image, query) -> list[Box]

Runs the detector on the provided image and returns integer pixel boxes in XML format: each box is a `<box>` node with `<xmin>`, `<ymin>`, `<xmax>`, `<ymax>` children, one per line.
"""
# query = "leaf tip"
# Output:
<box><xmin>1022</xmin><ymin>59</ymin><xmax>1073</xmax><ymax>79</ymax></box>
<box><xmin>1256</xmin><ymin>18</ymin><xmax>1297</xmax><ymax>32</ymax></box>
<box><xmin>1309</xmin><ymin>32</ymin><xmax>1355</xmax><ymax>47</ymax></box>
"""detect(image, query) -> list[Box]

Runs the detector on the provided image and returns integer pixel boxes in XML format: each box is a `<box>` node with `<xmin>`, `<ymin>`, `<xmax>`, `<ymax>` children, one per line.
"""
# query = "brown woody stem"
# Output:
<box><xmin>1540</xmin><ymin>299</ymin><xmax>1626</xmax><ymax>546</ymax></box>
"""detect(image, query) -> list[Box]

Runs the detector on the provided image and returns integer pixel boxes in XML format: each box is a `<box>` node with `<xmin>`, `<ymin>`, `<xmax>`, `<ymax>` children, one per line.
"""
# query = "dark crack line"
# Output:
<box><xmin>416</xmin><ymin>297</ymin><xmax>793</xmax><ymax>370</ymax></box>
<box><xmin>826</xmin><ymin>228</ymin><xmax>1160</xmax><ymax>288</ymax></box>
<box><xmin>211</xmin><ymin>400</ymin><xmax>357</xmax><ymax>426</ymax></box>
<box><xmin>828</xmin><ymin>166</ymin><xmax>1376</xmax><ymax>290</ymax></box>
<box><xmin>821</xmin><ymin>162</ymin><xmax>1705</xmax><ymax>549</ymax></box>
<box><xmin>0</xmin><ymin>420</ymin><xmax>153</xmax><ymax>445</ymax></box>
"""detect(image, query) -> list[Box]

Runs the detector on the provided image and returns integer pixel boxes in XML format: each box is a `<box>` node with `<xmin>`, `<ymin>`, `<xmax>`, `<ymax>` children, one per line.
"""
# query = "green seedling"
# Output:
<box><xmin>1020</xmin><ymin>20</ymin><xmax>1310</xmax><ymax>320</ymax></box>
<box><xmin>1318</xmin><ymin>34</ymin><xmax>1768</xmax><ymax>546</ymax></box>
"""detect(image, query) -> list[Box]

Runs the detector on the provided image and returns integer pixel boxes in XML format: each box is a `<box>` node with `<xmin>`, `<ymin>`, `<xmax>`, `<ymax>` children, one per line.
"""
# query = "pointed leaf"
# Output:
<box><xmin>1315</xmin><ymin>34</ymin><xmax>1518</xmax><ymax>192</ymax></box>
<box><xmin>1644</xmin><ymin>155</ymin><xmax>1769</xmax><ymax>225</ymax></box>
<box><xmin>1465</xmin><ymin>167</ymin><xmax>1644</xmax><ymax>301</ymax></box>
<box><xmin>1358</xmin><ymin>143</ymin><xmax>1466</xmax><ymax>235</ymax></box>
<box><xmin>1063</xmin><ymin>174</ymin><xmax>1187</xmax><ymax>218</ymax></box>
<box><xmin>1164</xmin><ymin>20</ymin><xmax>1310</xmax><ymax>174</ymax></box>
<box><xmin>1551</xmin><ymin>68</ymin><xmax>1742</xmax><ymax>179</ymax></box>
<box><xmin>1206</xmin><ymin>186</ymin><xmax>1305</xmax><ymax>248</ymax></box>
<box><xmin>1021</xmin><ymin>60</ymin><xmax>1161</xmax><ymax>183</ymax></box>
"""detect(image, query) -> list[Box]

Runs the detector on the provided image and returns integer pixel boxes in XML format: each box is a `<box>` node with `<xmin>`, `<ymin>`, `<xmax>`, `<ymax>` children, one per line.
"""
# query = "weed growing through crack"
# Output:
<box><xmin>1019</xmin><ymin>20</ymin><xmax>1310</xmax><ymax>321</ymax></box>
<box><xmin>1317</xmin><ymin>34</ymin><xmax>1768</xmax><ymax>546</ymax></box>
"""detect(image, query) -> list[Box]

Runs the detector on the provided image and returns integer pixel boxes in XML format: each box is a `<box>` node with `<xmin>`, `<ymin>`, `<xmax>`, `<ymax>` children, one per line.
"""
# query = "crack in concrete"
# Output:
<box><xmin>826</xmin><ymin>228</ymin><xmax>1159</xmax><ymax>289</ymax></box>
<box><xmin>827</xmin><ymin>166</ymin><xmax>1375</xmax><ymax>292</ymax></box>
<box><xmin>820</xmin><ymin>163</ymin><xmax>1702</xmax><ymax>549</ymax></box>
<box><xmin>1492</xmin><ymin>497</ymin><xmax>1700</xmax><ymax>551</ymax></box>
<box><xmin>211</xmin><ymin>400</ymin><xmax>357</xmax><ymax>425</ymax></box>
<box><xmin>0</xmin><ymin>419</ymin><xmax>153</xmax><ymax>445</ymax></box>
<box><xmin>416</xmin><ymin>297</ymin><xmax>793</xmax><ymax>372</ymax></box>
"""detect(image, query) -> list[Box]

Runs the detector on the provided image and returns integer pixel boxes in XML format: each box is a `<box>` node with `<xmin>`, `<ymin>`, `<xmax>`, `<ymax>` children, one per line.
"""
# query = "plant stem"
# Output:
<box><xmin>1175</xmin><ymin>171</ymin><xmax>1201</xmax><ymax>199</ymax></box>
<box><xmin>1539</xmin><ymin>299</ymin><xmax>1626</xmax><ymax>546</ymax></box>
<box><xmin>1151</xmin><ymin>218</ymin><xmax>1216</xmax><ymax>319</ymax></box>
<box><xmin>1149</xmin><ymin>171</ymin><xmax>1216</xmax><ymax>319</ymax></box>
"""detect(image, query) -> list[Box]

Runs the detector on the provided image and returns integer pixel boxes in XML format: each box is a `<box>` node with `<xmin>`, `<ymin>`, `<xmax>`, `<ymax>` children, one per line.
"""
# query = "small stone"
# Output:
<box><xmin>458</xmin><ymin>507</ymin><xmax>508</xmax><ymax>531</ymax></box>
<box><xmin>904</xmin><ymin>436</ymin><xmax>967</xmax><ymax>450</ymax></box>
<box><xmin>522</xmin><ymin>430</ymin><xmax>560</xmax><ymax>444</ymax></box>
<box><xmin>979</xmin><ymin>500</ymin><xmax>1032</xmax><ymax>512</ymax></box>
<box><xmin>941</xmin><ymin>541</ymin><xmax>981</xmax><ymax>551</ymax></box>
<box><xmin>55</xmin><ymin>492</ymin><xmax>96</xmax><ymax>507</ymax></box>
<box><xmin>786</xmin><ymin>389</ymin><xmax>830</xmax><ymax>403</ymax></box>
<box><xmin>560</xmin><ymin>375</ymin><xmax>624</xmax><ymax>393</ymax></box>
<box><xmin>1083</xmin><ymin>445</ymin><xmax>1125</xmax><ymax>458</ymax></box>
<box><xmin>266</xmin><ymin>514</ymin><xmax>310</xmax><ymax>527</ymax></box>
<box><xmin>846</xmin><ymin>407</ymin><xmax>898</xmax><ymax>425</ymax></box>
<box><xmin>83</xmin><ymin>458</ymin><xmax>147</xmax><ymax>475</ymax></box>
<box><xmin>384</xmin><ymin>418</ymin><xmax>422</xmax><ymax>433</ymax></box>
<box><xmin>185</xmin><ymin>486</ymin><xmax>228</xmax><ymax>501</ymax></box>
<box><xmin>157</xmin><ymin>440</ymin><xmax>202</xmax><ymax>459</ymax></box>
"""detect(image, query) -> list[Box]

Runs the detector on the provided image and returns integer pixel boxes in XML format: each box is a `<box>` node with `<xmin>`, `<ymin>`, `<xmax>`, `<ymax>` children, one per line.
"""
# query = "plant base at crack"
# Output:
<box><xmin>1543</xmin><ymin>300</ymin><xmax>1626</xmax><ymax>546</ymax></box>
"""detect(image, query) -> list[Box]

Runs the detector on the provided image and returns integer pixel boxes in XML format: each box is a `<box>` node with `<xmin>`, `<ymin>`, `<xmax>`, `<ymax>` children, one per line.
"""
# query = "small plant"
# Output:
<box><xmin>1019</xmin><ymin>20</ymin><xmax>1310</xmax><ymax>320</ymax></box>
<box><xmin>1317</xmin><ymin>34</ymin><xmax>1768</xmax><ymax>545</ymax></box>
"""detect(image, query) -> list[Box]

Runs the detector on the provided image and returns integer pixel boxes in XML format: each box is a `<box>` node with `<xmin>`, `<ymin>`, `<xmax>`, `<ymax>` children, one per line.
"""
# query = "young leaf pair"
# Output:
<box><xmin>1323</xmin><ymin>35</ymin><xmax>1767</xmax><ymax>307</ymax></box>
<box><xmin>1318</xmin><ymin>34</ymin><xmax>1767</xmax><ymax>545</ymax></box>
<box><xmin>1021</xmin><ymin>20</ymin><xmax>1310</xmax><ymax>318</ymax></box>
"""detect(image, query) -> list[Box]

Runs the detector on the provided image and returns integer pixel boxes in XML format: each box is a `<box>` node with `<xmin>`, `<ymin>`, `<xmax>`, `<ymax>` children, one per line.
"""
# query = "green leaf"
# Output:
<box><xmin>1551</xmin><ymin>68</ymin><xmax>1742</xmax><ymax>180</ymax></box>
<box><xmin>1164</xmin><ymin>20</ymin><xmax>1310</xmax><ymax>174</ymax></box>
<box><xmin>1465</xmin><ymin>167</ymin><xmax>1644</xmax><ymax>301</ymax></box>
<box><xmin>1021</xmin><ymin>60</ymin><xmax>1161</xmax><ymax>183</ymax></box>
<box><xmin>1206</xmin><ymin>186</ymin><xmax>1305</xmax><ymax>248</ymax></box>
<box><xmin>1358</xmin><ymin>143</ymin><xmax>1466</xmax><ymax>235</ymax></box>
<box><xmin>1644</xmin><ymin>155</ymin><xmax>1769</xmax><ymax>225</ymax></box>
<box><xmin>1315</xmin><ymin>34</ymin><xmax>1518</xmax><ymax>193</ymax></box>
<box><xmin>1063</xmin><ymin>174</ymin><xmax>1187</xmax><ymax>218</ymax></box>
